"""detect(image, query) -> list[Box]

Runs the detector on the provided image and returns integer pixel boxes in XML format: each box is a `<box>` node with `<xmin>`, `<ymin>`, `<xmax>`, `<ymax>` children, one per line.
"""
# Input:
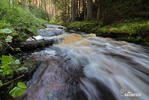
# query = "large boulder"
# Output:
<box><xmin>38</xmin><ymin>24</ymin><xmax>66</xmax><ymax>37</ymax></box>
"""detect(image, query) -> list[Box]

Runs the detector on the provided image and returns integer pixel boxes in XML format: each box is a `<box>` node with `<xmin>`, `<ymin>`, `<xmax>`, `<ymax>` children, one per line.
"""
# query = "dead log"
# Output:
<box><xmin>20</xmin><ymin>36</ymin><xmax>63</xmax><ymax>51</ymax></box>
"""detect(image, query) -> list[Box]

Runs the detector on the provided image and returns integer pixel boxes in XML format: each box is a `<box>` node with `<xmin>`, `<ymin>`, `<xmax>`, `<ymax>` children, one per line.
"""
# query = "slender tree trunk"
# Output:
<box><xmin>97</xmin><ymin>0</ymin><xmax>103</xmax><ymax>20</ymax></box>
<box><xmin>71</xmin><ymin>0</ymin><xmax>77</xmax><ymax>21</ymax></box>
<box><xmin>82</xmin><ymin>0</ymin><xmax>87</xmax><ymax>20</ymax></box>
<box><xmin>87</xmin><ymin>0</ymin><xmax>93</xmax><ymax>20</ymax></box>
<box><xmin>97</xmin><ymin>0</ymin><xmax>100</xmax><ymax>20</ymax></box>
<box><xmin>68</xmin><ymin>3</ymin><xmax>70</xmax><ymax>21</ymax></box>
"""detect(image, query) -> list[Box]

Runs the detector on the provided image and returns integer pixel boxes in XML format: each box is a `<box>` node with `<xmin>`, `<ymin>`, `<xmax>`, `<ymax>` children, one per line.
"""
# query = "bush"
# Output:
<box><xmin>0</xmin><ymin>0</ymin><xmax>47</xmax><ymax>40</ymax></box>
<box><xmin>0</xmin><ymin>0</ymin><xmax>47</xmax><ymax>54</ymax></box>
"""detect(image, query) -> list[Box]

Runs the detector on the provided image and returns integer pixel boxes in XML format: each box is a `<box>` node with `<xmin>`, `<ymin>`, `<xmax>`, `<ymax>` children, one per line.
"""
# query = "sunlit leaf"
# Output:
<box><xmin>1</xmin><ymin>55</ymin><xmax>14</xmax><ymax>65</ymax></box>
<box><xmin>17</xmin><ymin>82</ymin><xmax>27</xmax><ymax>89</ymax></box>
<box><xmin>9</xmin><ymin>82</ymin><xmax>27</xmax><ymax>98</ymax></box>
<box><xmin>0</xmin><ymin>28</ymin><xmax>12</xmax><ymax>34</ymax></box>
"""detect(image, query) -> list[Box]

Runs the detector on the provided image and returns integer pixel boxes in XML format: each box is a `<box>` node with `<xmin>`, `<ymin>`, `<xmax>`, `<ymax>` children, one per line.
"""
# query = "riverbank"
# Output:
<box><xmin>65</xmin><ymin>19</ymin><xmax>149</xmax><ymax>46</ymax></box>
<box><xmin>0</xmin><ymin>1</ymin><xmax>48</xmax><ymax>99</ymax></box>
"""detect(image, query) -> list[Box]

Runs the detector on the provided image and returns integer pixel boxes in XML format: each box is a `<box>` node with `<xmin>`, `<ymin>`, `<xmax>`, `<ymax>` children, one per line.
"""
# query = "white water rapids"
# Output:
<box><xmin>18</xmin><ymin>25</ymin><xmax>149</xmax><ymax>100</ymax></box>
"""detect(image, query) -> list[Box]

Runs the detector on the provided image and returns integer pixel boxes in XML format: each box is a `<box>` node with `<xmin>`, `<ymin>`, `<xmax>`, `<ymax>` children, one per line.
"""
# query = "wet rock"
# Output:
<box><xmin>38</xmin><ymin>28</ymin><xmax>64</xmax><ymax>37</ymax></box>
<box><xmin>45</xmin><ymin>24</ymin><xmax>66</xmax><ymax>29</ymax></box>
<box><xmin>37</xmin><ymin>24</ymin><xmax>67</xmax><ymax>37</ymax></box>
<box><xmin>37</xmin><ymin>24</ymin><xmax>66</xmax><ymax>37</ymax></box>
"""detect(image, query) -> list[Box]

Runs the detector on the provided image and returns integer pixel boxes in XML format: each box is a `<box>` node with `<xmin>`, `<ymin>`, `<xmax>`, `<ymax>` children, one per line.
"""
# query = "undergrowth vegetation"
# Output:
<box><xmin>98</xmin><ymin>19</ymin><xmax>149</xmax><ymax>34</ymax></box>
<box><xmin>0</xmin><ymin>55</ymin><xmax>27</xmax><ymax>99</ymax></box>
<box><xmin>0</xmin><ymin>0</ymin><xmax>48</xmax><ymax>99</ymax></box>
<box><xmin>0</xmin><ymin>0</ymin><xmax>47</xmax><ymax>54</ymax></box>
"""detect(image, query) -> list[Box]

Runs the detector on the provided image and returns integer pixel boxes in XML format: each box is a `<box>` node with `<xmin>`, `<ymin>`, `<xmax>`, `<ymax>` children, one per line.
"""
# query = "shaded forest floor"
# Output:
<box><xmin>65</xmin><ymin>18</ymin><xmax>149</xmax><ymax>46</ymax></box>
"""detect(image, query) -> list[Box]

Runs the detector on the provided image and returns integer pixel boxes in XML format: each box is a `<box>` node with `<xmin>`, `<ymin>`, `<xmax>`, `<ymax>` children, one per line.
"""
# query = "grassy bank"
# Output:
<box><xmin>65</xmin><ymin>19</ymin><xmax>149</xmax><ymax>46</ymax></box>
<box><xmin>0</xmin><ymin>0</ymin><xmax>47</xmax><ymax>55</ymax></box>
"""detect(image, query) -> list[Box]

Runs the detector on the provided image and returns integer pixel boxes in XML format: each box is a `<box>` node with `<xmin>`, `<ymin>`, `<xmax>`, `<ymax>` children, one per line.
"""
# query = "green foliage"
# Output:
<box><xmin>0</xmin><ymin>0</ymin><xmax>48</xmax><ymax>54</ymax></box>
<box><xmin>0</xmin><ymin>28</ymin><xmax>15</xmax><ymax>47</ymax></box>
<box><xmin>9</xmin><ymin>82</ymin><xmax>27</xmax><ymax>98</ymax></box>
<box><xmin>0</xmin><ymin>55</ymin><xmax>28</xmax><ymax>98</ymax></box>
<box><xmin>4</xmin><ymin>5</ymin><xmax>46</xmax><ymax>35</ymax></box>
<box><xmin>0</xmin><ymin>21</ymin><xmax>11</xmax><ymax>29</ymax></box>
<box><xmin>1</xmin><ymin>55</ymin><xmax>15</xmax><ymax>77</ymax></box>
<box><xmin>0</xmin><ymin>55</ymin><xmax>27</xmax><ymax>77</ymax></box>
<box><xmin>0</xmin><ymin>55</ymin><xmax>14</xmax><ymax>77</ymax></box>
<box><xmin>0</xmin><ymin>0</ymin><xmax>47</xmax><ymax>42</ymax></box>
<box><xmin>67</xmin><ymin>21</ymin><xmax>103</xmax><ymax>33</ymax></box>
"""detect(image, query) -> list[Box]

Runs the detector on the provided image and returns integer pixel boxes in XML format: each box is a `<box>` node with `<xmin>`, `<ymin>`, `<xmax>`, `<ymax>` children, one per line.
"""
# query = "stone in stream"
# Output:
<box><xmin>26</xmin><ymin>24</ymin><xmax>66</xmax><ymax>42</ymax></box>
<box><xmin>45</xmin><ymin>24</ymin><xmax>66</xmax><ymax>29</ymax></box>
<box><xmin>38</xmin><ymin>28</ymin><xmax>64</xmax><ymax>37</ymax></box>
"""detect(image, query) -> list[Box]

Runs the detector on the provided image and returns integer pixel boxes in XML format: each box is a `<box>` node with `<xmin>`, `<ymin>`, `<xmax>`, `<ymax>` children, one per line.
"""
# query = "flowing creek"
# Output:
<box><xmin>17</xmin><ymin>25</ymin><xmax>149</xmax><ymax>100</ymax></box>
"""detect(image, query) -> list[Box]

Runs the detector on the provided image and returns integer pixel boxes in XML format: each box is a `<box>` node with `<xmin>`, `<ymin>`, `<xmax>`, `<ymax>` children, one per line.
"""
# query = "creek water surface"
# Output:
<box><xmin>17</xmin><ymin>25</ymin><xmax>149</xmax><ymax>100</ymax></box>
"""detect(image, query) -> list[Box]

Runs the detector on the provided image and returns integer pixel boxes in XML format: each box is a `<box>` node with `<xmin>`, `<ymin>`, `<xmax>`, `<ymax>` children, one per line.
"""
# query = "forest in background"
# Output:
<box><xmin>18</xmin><ymin>0</ymin><xmax>149</xmax><ymax>22</ymax></box>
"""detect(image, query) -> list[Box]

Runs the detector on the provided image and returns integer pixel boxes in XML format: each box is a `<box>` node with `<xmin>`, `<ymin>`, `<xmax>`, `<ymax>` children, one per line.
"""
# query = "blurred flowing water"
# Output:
<box><xmin>18</xmin><ymin>25</ymin><xmax>149</xmax><ymax>100</ymax></box>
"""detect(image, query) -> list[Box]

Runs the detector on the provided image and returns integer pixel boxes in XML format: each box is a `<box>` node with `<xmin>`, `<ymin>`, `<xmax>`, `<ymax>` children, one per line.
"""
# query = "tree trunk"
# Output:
<box><xmin>97</xmin><ymin>0</ymin><xmax>103</xmax><ymax>20</ymax></box>
<box><xmin>87</xmin><ymin>0</ymin><xmax>93</xmax><ymax>20</ymax></box>
<box><xmin>71</xmin><ymin>0</ymin><xmax>77</xmax><ymax>21</ymax></box>
<box><xmin>82</xmin><ymin>0</ymin><xmax>87</xmax><ymax>20</ymax></box>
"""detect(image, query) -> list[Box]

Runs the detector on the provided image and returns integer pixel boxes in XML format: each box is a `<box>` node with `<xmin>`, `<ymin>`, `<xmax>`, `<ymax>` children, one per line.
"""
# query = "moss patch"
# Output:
<box><xmin>98</xmin><ymin>20</ymin><xmax>149</xmax><ymax>35</ymax></box>
<box><xmin>66</xmin><ymin>21</ymin><xmax>103</xmax><ymax>33</ymax></box>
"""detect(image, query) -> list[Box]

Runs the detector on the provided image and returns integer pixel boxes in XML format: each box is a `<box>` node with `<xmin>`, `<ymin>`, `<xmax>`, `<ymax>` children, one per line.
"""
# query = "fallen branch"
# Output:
<box><xmin>20</xmin><ymin>36</ymin><xmax>63</xmax><ymax>51</ymax></box>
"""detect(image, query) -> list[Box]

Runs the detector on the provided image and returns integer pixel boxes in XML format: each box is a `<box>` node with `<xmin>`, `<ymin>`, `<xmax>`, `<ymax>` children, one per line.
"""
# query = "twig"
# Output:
<box><xmin>0</xmin><ymin>74</ymin><xmax>24</xmax><ymax>88</ymax></box>
<box><xmin>5</xmin><ymin>42</ymin><xmax>14</xmax><ymax>51</ymax></box>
